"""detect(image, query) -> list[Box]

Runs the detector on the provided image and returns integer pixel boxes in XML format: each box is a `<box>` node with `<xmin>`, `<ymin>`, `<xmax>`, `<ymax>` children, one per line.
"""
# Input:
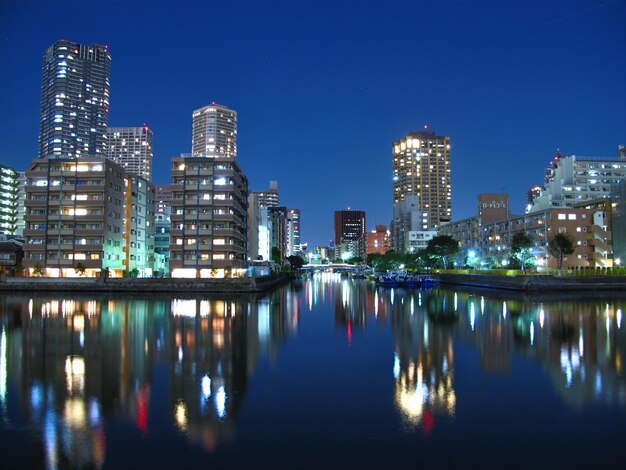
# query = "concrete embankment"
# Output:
<box><xmin>438</xmin><ymin>273</ymin><xmax>626</xmax><ymax>292</ymax></box>
<box><xmin>0</xmin><ymin>274</ymin><xmax>291</xmax><ymax>294</ymax></box>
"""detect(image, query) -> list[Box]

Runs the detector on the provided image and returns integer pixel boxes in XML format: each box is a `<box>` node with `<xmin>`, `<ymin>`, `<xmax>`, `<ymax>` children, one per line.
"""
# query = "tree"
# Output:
<box><xmin>511</xmin><ymin>232</ymin><xmax>534</xmax><ymax>271</ymax></box>
<box><xmin>426</xmin><ymin>235</ymin><xmax>459</xmax><ymax>270</ymax></box>
<box><xmin>548</xmin><ymin>233</ymin><xmax>575</xmax><ymax>269</ymax></box>
<box><xmin>33</xmin><ymin>263</ymin><xmax>45</xmax><ymax>277</ymax></box>
<box><xmin>286</xmin><ymin>255</ymin><xmax>305</xmax><ymax>270</ymax></box>
<box><xmin>271</xmin><ymin>246</ymin><xmax>282</xmax><ymax>265</ymax></box>
<box><xmin>74</xmin><ymin>262</ymin><xmax>87</xmax><ymax>277</ymax></box>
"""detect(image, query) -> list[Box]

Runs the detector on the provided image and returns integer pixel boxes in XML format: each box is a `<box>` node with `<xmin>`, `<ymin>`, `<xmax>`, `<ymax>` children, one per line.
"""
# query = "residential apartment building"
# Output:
<box><xmin>392</xmin><ymin>128</ymin><xmax>451</xmax><ymax>229</ymax></box>
<box><xmin>23</xmin><ymin>157</ymin><xmax>154</xmax><ymax>277</ymax></box>
<box><xmin>107</xmin><ymin>126</ymin><xmax>154</xmax><ymax>181</ymax></box>
<box><xmin>366</xmin><ymin>225</ymin><xmax>390</xmax><ymax>255</ymax></box>
<box><xmin>254</xmin><ymin>180</ymin><xmax>280</xmax><ymax>208</ymax></box>
<box><xmin>191</xmin><ymin>103</ymin><xmax>237</xmax><ymax>159</ymax></box>
<box><xmin>528</xmin><ymin>146</ymin><xmax>626</xmax><ymax>213</ymax></box>
<box><xmin>169</xmin><ymin>156</ymin><xmax>248</xmax><ymax>277</ymax></box>
<box><xmin>38</xmin><ymin>40</ymin><xmax>111</xmax><ymax>159</ymax></box>
<box><xmin>390</xmin><ymin>195</ymin><xmax>436</xmax><ymax>253</ymax></box>
<box><xmin>0</xmin><ymin>165</ymin><xmax>19</xmax><ymax>235</ymax></box>
<box><xmin>286</xmin><ymin>209</ymin><xmax>301</xmax><ymax>256</ymax></box>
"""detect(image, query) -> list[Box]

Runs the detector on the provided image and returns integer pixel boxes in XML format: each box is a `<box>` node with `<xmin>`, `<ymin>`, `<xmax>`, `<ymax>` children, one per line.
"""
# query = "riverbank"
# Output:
<box><xmin>438</xmin><ymin>273</ymin><xmax>626</xmax><ymax>291</ymax></box>
<box><xmin>0</xmin><ymin>273</ymin><xmax>292</xmax><ymax>294</ymax></box>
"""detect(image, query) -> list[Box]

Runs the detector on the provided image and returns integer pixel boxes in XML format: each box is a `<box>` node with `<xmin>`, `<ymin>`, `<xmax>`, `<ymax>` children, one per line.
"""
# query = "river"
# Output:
<box><xmin>1</xmin><ymin>273</ymin><xmax>625</xmax><ymax>468</ymax></box>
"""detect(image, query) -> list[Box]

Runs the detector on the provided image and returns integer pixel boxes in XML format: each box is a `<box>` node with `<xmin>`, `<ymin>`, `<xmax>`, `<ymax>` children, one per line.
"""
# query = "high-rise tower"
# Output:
<box><xmin>107</xmin><ymin>126</ymin><xmax>154</xmax><ymax>181</ymax></box>
<box><xmin>191</xmin><ymin>103</ymin><xmax>237</xmax><ymax>158</ymax></box>
<box><xmin>392</xmin><ymin>128</ymin><xmax>451</xmax><ymax>229</ymax></box>
<box><xmin>38</xmin><ymin>40</ymin><xmax>111</xmax><ymax>158</ymax></box>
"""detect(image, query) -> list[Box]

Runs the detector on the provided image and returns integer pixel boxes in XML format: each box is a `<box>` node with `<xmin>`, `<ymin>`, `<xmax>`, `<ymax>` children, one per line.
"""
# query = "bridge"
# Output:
<box><xmin>300</xmin><ymin>263</ymin><xmax>372</xmax><ymax>273</ymax></box>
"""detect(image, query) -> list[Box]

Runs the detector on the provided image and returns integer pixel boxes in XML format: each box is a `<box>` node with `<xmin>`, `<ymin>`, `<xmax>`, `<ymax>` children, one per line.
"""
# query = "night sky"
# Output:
<box><xmin>1</xmin><ymin>0</ymin><xmax>624</xmax><ymax>247</ymax></box>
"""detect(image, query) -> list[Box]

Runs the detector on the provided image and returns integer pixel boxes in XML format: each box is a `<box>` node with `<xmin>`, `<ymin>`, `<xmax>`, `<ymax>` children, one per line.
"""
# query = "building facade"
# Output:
<box><xmin>439</xmin><ymin>200</ymin><xmax>615</xmax><ymax>268</ymax></box>
<box><xmin>334</xmin><ymin>210</ymin><xmax>366</xmax><ymax>260</ymax></box>
<box><xmin>254</xmin><ymin>180</ymin><xmax>279</xmax><ymax>208</ymax></box>
<box><xmin>366</xmin><ymin>225</ymin><xmax>390</xmax><ymax>255</ymax></box>
<box><xmin>390</xmin><ymin>195</ymin><xmax>435</xmax><ymax>253</ymax></box>
<box><xmin>392</xmin><ymin>128</ymin><xmax>451</xmax><ymax>229</ymax></box>
<box><xmin>39</xmin><ymin>40</ymin><xmax>111</xmax><ymax>159</ymax></box>
<box><xmin>191</xmin><ymin>103</ymin><xmax>237</xmax><ymax>159</ymax></box>
<box><xmin>0</xmin><ymin>165</ymin><xmax>19</xmax><ymax>235</ymax></box>
<box><xmin>286</xmin><ymin>209</ymin><xmax>301</xmax><ymax>256</ymax></box>
<box><xmin>107</xmin><ymin>126</ymin><xmax>154</xmax><ymax>181</ymax></box>
<box><xmin>23</xmin><ymin>157</ymin><xmax>154</xmax><ymax>277</ymax></box>
<box><xmin>169</xmin><ymin>156</ymin><xmax>248</xmax><ymax>277</ymax></box>
<box><xmin>528</xmin><ymin>148</ymin><xmax>626</xmax><ymax>213</ymax></box>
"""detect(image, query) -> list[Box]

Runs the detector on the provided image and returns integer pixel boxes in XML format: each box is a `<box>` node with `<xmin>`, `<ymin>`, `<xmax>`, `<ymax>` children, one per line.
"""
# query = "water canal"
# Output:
<box><xmin>1</xmin><ymin>273</ymin><xmax>625</xmax><ymax>468</ymax></box>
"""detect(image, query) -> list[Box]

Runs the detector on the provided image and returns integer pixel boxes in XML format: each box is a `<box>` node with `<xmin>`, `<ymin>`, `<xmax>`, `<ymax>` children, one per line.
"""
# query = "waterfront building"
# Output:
<box><xmin>0</xmin><ymin>240</ymin><xmax>23</xmax><ymax>275</ymax></box>
<box><xmin>23</xmin><ymin>157</ymin><xmax>154</xmax><ymax>277</ymax></box>
<box><xmin>107</xmin><ymin>126</ymin><xmax>154</xmax><ymax>181</ymax></box>
<box><xmin>528</xmin><ymin>146</ymin><xmax>626</xmax><ymax>213</ymax></box>
<box><xmin>439</xmin><ymin>194</ymin><xmax>615</xmax><ymax>268</ymax></box>
<box><xmin>16</xmin><ymin>172</ymin><xmax>26</xmax><ymax>236</ymax></box>
<box><xmin>334</xmin><ymin>210</ymin><xmax>366</xmax><ymax>260</ymax></box>
<box><xmin>254</xmin><ymin>180</ymin><xmax>279</xmax><ymax>208</ymax></box>
<box><xmin>392</xmin><ymin>128</ymin><xmax>451</xmax><ymax>229</ymax></box>
<box><xmin>0</xmin><ymin>165</ymin><xmax>19</xmax><ymax>235</ymax></box>
<box><xmin>169</xmin><ymin>156</ymin><xmax>248</xmax><ymax>277</ymax></box>
<box><xmin>39</xmin><ymin>40</ymin><xmax>111</xmax><ymax>159</ymax></box>
<box><xmin>247</xmin><ymin>193</ymin><xmax>272</xmax><ymax>262</ymax></box>
<box><xmin>154</xmin><ymin>209</ymin><xmax>171</xmax><ymax>277</ymax></box>
<box><xmin>390</xmin><ymin>195</ymin><xmax>436</xmax><ymax>253</ymax></box>
<box><xmin>191</xmin><ymin>103</ymin><xmax>237</xmax><ymax>159</ymax></box>
<box><xmin>366</xmin><ymin>225</ymin><xmax>390</xmax><ymax>255</ymax></box>
<box><xmin>610</xmin><ymin>181</ymin><xmax>626</xmax><ymax>265</ymax></box>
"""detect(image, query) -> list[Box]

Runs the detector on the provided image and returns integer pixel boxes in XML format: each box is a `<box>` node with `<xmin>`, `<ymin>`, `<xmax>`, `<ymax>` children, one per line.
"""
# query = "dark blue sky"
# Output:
<box><xmin>1</xmin><ymin>0</ymin><xmax>624</xmax><ymax>247</ymax></box>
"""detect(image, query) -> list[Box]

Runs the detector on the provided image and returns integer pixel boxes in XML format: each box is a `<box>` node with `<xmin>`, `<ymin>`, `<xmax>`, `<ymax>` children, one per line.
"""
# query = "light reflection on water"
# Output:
<box><xmin>0</xmin><ymin>274</ymin><xmax>625</xmax><ymax>467</ymax></box>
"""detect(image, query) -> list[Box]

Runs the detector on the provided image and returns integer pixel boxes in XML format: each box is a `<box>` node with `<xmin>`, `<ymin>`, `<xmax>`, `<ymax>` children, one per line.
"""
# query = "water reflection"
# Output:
<box><xmin>0</xmin><ymin>276</ymin><xmax>625</xmax><ymax>466</ymax></box>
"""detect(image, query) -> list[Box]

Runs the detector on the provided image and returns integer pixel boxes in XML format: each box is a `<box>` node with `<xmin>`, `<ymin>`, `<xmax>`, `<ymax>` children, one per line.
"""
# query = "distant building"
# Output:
<box><xmin>334</xmin><ymin>210</ymin><xmax>366</xmax><ymax>260</ymax></box>
<box><xmin>39</xmin><ymin>40</ymin><xmax>111</xmax><ymax>159</ymax></box>
<box><xmin>107</xmin><ymin>126</ymin><xmax>154</xmax><ymax>181</ymax></box>
<box><xmin>528</xmin><ymin>147</ymin><xmax>626</xmax><ymax>213</ymax></box>
<box><xmin>390</xmin><ymin>195</ymin><xmax>436</xmax><ymax>253</ymax></box>
<box><xmin>192</xmin><ymin>103</ymin><xmax>237</xmax><ymax>159</ymax></box>
<box><xmin>254</xmin><ymin>180</ymin><xmax>280</xmax><ymax>208</ymax></box>
<box><xmin>154</xmin><ymin>209</ymin><xmax>171</xmax><ymax>277</ymax></box>
<box><xmin>23</xmin><ymin>157</ymin><xmax>154</xmax><ymax>277</ymax></box>
<box><xmin>392</xmin><ymin>128</ymin><xmax>451</xmax><ymax>229</ymax></box>
<box><xmin>0</xmin><ymin>165</ymin><xmax>19</xmax><ymax>235</ymax></box>
<box><xmin>268</xmin><ymin>207</ymin><xmax>288</xmax><ymax>263</ymax></box>
<box><xmin>366</xmin><ymin>225</ymin><xmax>390</xmax><ymax>255</ymax></box>
<box><xmin>286</xmin><ymin>209</ymin><xmax>301</xmax><ymax>256</ymax></box>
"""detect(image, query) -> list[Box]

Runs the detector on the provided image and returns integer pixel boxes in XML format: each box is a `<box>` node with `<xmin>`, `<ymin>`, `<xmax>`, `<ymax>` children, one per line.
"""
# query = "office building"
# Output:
<box><xmin>107</xmin><ymin>126</ymin><xmax>154</xmax><ymax>181</ymax></box>
<box><xmin>528</xmin><ymin>146</ymin><xmax>626</xmax><ymax>213</ymax></box>
<box><xmin>23</xmin><ymin>157</ymin><xmax>154</xmax><ymax>277</ymax></box>
<box><xmin>268</xmin><ymin>207</ymin><xmax>288</xmax><ymax>263</ymax></box>
<box><xmin>39</xmin><ymin>40</ymin><xmax>111</xmax><ymax>159</ymax></box>
<box><xmin>191</xmin><ymin>103</ymin><xmax>237</xmax><ymax>158</ymax></box>
<box><xmin>286</xmin><ymin>209</ymin><xmax>301</xmax><ymax>256</ymax></box>
<box><xmin>334</xmin><ymin>210</ymin><xmax>366</xmax><ymax>260</ymax></box>
<box><xmin>392</xmin><ymin>128</ymin><xmax>451</xmax><ymax>229</ymax></box>
<box><xmin>0</xmin><ymin>165</ymin><xmax>19</xmax><ymax>235</ymax></box>
<box><xmin>169</xmin><ymin>156</ymin><xmax>248</xmax><ymax>277</ymax></box>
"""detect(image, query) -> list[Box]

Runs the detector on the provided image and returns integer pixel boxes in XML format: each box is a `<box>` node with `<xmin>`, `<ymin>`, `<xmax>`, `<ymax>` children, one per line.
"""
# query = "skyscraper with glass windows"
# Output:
<box><xmin>38</xmin><ymin>40</ymin><xmax>111</xmax><ymax>159</ymax></box>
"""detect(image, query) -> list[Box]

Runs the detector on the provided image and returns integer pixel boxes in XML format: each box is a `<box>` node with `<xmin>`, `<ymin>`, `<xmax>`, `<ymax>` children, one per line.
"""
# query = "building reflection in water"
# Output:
<box><xmin>0</xmin><ymin>289</ymin><xmax>295</xmax><ymax>467</ymax></box>
<box><xmin>0</xmin><ymin>279</ymin><xmax>624</xmax><ymax>464</ymax></box>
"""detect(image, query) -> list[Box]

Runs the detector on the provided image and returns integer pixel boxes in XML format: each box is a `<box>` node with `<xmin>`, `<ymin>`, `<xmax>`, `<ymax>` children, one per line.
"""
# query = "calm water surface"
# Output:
<box><xmin>1</xmin><ymin>273</ymin><xmax>625</xmax><ymax>468</ymax></box>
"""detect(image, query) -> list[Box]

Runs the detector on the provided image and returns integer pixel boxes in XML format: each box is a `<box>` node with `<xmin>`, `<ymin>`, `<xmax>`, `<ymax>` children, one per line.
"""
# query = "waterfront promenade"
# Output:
<box><xmin>0</xmin><ymin>273</ymin><xmax>290</xmax><ymax>294</ymax></box>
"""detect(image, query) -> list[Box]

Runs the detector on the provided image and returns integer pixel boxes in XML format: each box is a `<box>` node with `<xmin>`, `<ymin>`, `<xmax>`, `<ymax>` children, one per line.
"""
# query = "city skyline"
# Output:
<box><xmin>1</xmin><ymin>0</ymin><xmax>624</xmax><ymax>247</ymax></box>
